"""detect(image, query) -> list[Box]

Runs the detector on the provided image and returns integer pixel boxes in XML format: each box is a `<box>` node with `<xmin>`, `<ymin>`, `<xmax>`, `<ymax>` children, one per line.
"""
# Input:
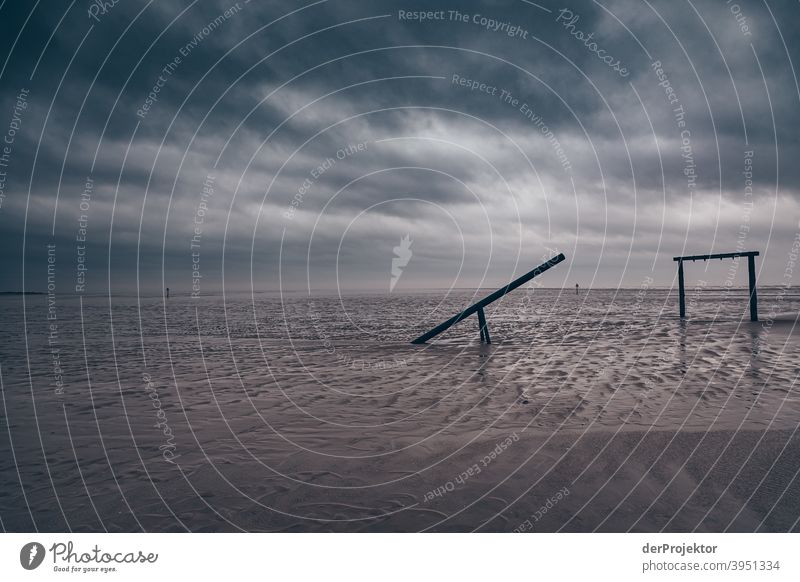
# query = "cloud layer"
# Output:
<box><xmin>1</xmin><ymin>0</ymin><xmax>799</xmax><ymax>293</ymax></box>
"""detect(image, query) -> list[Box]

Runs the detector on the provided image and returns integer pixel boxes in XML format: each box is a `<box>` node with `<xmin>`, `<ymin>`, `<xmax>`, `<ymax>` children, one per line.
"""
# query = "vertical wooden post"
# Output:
<box><xmin>678</xmin><ymin>260</ymin><xmax>686</xmax><ymax>318</ymax></box>
<box><xmin>748</xmin><ymin>254</ymin><xmax>758</xmax><ymax>322</ymax></box>
<box><xmin>477</xmin><ymin>307</ymin><xmax>491</xmax><ymax>344</ymax></box>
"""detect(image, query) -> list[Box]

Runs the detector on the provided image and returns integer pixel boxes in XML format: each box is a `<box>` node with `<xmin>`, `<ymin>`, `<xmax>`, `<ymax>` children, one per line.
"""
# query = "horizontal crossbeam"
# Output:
<box><xmin>673</xmin><ymin>251</ymin><xmax>759</xmax><ymax>262</ymax></box>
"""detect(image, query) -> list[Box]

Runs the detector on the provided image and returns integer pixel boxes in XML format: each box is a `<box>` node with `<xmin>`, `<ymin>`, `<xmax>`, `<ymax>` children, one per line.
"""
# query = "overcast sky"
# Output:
<box><xmin>1</xmin><ymin>0</ymin><xmax>799</xmax><ymax>293</ymax></box>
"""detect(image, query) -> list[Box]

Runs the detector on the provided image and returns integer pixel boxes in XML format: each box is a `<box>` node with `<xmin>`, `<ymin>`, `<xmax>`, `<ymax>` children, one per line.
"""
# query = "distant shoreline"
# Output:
<box><xmin>0</xmin><ymin>286</ymin><xmax>794</xmax><ymax>298</ymax></box>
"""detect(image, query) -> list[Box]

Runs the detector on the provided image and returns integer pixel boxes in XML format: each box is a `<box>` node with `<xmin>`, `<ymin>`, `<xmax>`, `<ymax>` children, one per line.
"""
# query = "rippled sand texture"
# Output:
<box><xmin>1</xmin><ymin>287</ymin><xmax>799</xmax><ymax>531</ymax></box>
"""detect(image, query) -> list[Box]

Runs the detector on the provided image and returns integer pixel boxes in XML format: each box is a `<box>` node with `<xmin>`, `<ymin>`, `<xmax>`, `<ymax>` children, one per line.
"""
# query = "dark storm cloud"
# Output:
<box><xmin>1</xmin><ymin>0</ymin><xmax>799</xmax><ymax>292</ymax></box>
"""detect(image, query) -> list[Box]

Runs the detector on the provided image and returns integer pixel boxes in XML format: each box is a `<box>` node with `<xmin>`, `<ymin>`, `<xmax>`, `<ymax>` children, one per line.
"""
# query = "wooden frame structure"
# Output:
<box><xmin>672</xmin><ymin>251</ymin><xmax>759</xmax><ymax>321</ymax></box>
<box><xmin>411</xmin><ymin>253</ymin><xmax>566</xmax><ymax>344</ymax></box>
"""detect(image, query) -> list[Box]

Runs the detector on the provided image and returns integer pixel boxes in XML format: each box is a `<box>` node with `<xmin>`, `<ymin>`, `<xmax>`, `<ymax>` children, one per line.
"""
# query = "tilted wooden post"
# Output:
<box><xmin>411</xmin><ymin>253</ymin><xmax>566</xmax><ymax>344</ymax></box>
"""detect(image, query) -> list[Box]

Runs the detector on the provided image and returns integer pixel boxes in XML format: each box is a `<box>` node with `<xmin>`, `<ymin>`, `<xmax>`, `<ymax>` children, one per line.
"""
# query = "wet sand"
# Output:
<box><xmin>1</xmin><ymin>289</ymin><xmax>799</xmax><ymax>531</ymax></box>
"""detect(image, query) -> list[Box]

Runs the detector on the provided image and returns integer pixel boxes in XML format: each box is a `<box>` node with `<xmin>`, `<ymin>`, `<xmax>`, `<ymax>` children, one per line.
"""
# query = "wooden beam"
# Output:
<box><xmin>673</xmin><ymin>251</ymin><xmax>759</xmax><ymax>262</ymax></box>
<box><xmin>748</xmin><ymin>254</ymin><xmax>758</xmax><ymax>322</ymax></box>
<box><xmin>411</xmin><ymin>253</ymin><xmax>566</xmax><ymax>344</ymax></box>
<box><xmin>477</xmin><ymin>307</ymin><xmax>491</xmax><ymax>344</ymax></box>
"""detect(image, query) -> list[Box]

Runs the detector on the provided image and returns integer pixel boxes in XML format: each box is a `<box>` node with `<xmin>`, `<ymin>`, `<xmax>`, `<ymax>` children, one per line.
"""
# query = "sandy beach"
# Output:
<box><xmin>1</xmin><ymin>287</ymin><xmax>798</xmax><ymax>532</ymax></box>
